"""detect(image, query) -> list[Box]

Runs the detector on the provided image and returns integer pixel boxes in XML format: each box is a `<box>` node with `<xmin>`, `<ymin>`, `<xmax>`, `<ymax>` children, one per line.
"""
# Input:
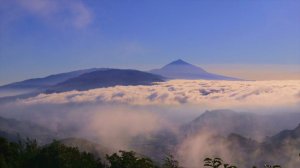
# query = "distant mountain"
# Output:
<box><xmin>182</xmin><ymin>113</ymin><xmax>300</xmax><ymax>167</ymax></box>
<box><xmin>228</xmin><ymin>124</ymin><xmax>300</xmax><ymax>167</ymax></box>
<box><xmin>59</xmin><ymin>138</ymin><xmax>109</xmax><ymax>158</ymax></box>
<box><xmin>0</xmin><ymin>68</ymin><xmax>104</xmax><ymax>97</ymax></box>
<box><xmin>267</xmin><ymin>123</ymin><xmax>300</xmax><ymax>145</ymax></box>
<box><xmin>183</xmin><ymin>109</ymin><xmax>251</xmax><ymax>136</ymax></box>
<box><xmin>1</xmin><ymin>109</ymin><xmax>300</xmax><ymax>167</ymax></box>
<box><xmin>0</xmin><ymin>68</ymin><xmax>104</xmax><ymax>90</ymax></box>
<box><xmin>183</xmin><ymin>109</ymin><xmax>300</xmax><ymax>140</ymax></box>
<box><xmin>48</xmin><ymin>69</ymin><xmax>165</xmax><ymax>92</ymax></box>
<box><xmin>0</xmin><ymin>116</ymin><xmax>60</xmax><ymax>144</ymax></box>
<box><xmin>150</xmin><ymin>59</ymin><xmax>240</xmax><ymax>80</ymax></box>
<box><xmin>1</xmin><ymin>118</ymin><xmax>298</xmax><ymax>167</ymax></box>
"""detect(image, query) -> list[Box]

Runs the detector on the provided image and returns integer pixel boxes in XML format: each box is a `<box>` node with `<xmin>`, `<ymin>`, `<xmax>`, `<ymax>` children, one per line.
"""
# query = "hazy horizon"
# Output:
<box><xmin>0</xmin><ymin>62</ymin><xmax>299</xmax><ymax>85</ymax></box>
<box><xmin>1</xmin><ymin>0</ymin><xmax>299</xmax><ymax>85</ymax></box>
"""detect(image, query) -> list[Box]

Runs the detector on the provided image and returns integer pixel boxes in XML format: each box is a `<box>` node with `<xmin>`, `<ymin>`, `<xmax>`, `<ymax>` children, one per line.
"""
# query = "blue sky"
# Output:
<box><xmin>0</xmin><ymin>0</ymin><xmax>299</xmax><ymax>84</ymax></box>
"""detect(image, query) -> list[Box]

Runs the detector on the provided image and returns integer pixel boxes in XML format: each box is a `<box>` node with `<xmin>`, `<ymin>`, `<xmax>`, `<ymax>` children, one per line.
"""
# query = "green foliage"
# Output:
<box><xmin>106</xmin><ymin>150</ymin><xmax>158</xmax><ymax>168</ymax></box>
<box><xmin>31</xmin><ymin>140</ymin><xmax>104</xmax><ymax>168</ymax></box>
<box><xmin>204</xmin><ymin>157</ymin><xmax>283</xmax><ymax>168</ymax></box>
<box><xmin>204</xmin><ymin>157</ymin><xmax>237</xmax><ymax>168</ymax></box>
<box><xmin>0</xmin><ymin>136</ymin><xmax>23</xmax><ymax>168</ymax></box>
<box><xmin>162</xmin><ymin>154</ymin><xmax>182</xmax><ymax>168</ymax></box>
<box><xmin>0</xmin><ymin>136</ymin><xmax>160</xmax><ymax>168</ymax></box>
<box><xmin>0</xmin><ymin>136</ymin><xmax>290</xmax><ymax>168</ymax></box>
<box><xmin>0</xmin><ymin>137</ymin><xmax>104</xmax><ymax>168</ymax></box>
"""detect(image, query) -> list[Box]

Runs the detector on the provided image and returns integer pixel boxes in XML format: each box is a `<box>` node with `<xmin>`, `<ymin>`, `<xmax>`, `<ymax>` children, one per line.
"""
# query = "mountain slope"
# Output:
<box><xmin>0</xmin><ymin>116</ymin><xmax>60</xmax><ymax>144</ymax></box>
<box><xmin>219</xmin><ymin>129</ymin><xmax>300</xmax><ymax>167</ymax></box>
<box><xmin>267</xmin><ymin>123</ymin><xmax>300</xmax><ymax>145</ymax></box>
<box><xmin>0</xmin><ymin>68</ymin><xmax>105</xmax><ymax>98</ymax></box>
<box><xmin>183</xmin><ymin>109</ymin><xmax>300</xmax><ymax>140</ymax></box>
<box><xmin>59</xmin><ymin>138</ymin><xmax>109</xmax><ymax>158</ymax></box>
<box><xmin>49</xmin><ymin>69</ymin><xmax>165</xmax><ymax>92</ymax></box>
<box><xmin>150</xmin><ymin>59</ymin><xmax>240</xmax><ymax>80</ymax></box>
<box><xmin>181</xmin><ymin>117</ymin><xmax>300</xmax><ymax>167</ymax></box>
<box><xmin>0</xmin><ymin>68</ymin><xmax>104</xmax><ymax>90</ymax></box>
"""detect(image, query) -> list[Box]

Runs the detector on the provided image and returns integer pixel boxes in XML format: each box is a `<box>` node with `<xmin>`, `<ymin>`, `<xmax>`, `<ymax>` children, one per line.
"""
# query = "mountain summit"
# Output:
<box><xmin>166</xmin><ymin>59</ymin><xmax>191</xmax><ymax>65</ymax></box>
<box><xmin>150</xmin><ymin>59</ymin><xmax>240</xmax><ymax>80</ymax></box>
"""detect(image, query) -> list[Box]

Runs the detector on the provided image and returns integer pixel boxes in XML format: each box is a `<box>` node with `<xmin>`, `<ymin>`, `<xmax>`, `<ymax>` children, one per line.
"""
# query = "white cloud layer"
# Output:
<box><xmin>2</xmin><ymin>80</ymin><xmax>300</xmax><ymax>166</ymax></box>
<box><xmin>21</xmin><ymin>80</ymin><xmax>300</xmax><ymax>109</ymax></box>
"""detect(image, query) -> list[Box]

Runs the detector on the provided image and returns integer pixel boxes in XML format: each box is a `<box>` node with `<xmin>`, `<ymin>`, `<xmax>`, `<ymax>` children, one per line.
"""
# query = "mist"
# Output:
<box><xmin>0</xmin><ymin>80</ymin><xmax>300</xmax><ymax>167</ymax></box>
<box><xmin>0</xmin><ymin>88</ymin><xmax>36</xmax><ymax>98</ymax></box>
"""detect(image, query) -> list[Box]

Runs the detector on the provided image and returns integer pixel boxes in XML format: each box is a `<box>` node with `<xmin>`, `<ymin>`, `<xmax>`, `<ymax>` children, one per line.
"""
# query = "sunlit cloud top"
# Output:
<box><xmin>21</xmin><ymin>80</ymin><xmax>300</xmax><ymax>109</ymax></box>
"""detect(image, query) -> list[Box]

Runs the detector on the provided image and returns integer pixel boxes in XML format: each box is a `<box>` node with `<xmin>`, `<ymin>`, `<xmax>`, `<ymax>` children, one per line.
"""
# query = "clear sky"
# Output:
<box><xmin>0</xmin><ymin>0</ymin><xmax>299</xmax><ymax>85</ymax></box>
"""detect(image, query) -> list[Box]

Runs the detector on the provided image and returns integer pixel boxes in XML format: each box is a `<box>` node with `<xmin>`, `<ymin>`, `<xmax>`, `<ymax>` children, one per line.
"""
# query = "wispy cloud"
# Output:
<box><xmin>1</xmin><ymin>0</ymin><xmax>93</xmax><ymax>29</ymax></box>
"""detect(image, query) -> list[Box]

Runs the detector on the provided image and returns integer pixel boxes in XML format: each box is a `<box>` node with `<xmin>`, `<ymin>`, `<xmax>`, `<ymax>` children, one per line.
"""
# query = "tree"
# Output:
<box><xmin>0</xmin><ymin>136</ymin><xmax>22</xmax><ymax>168</ymax></box>
<box><xmin>162</xmin><ymin>154</ymin><xmax>182</xmax><ymax>168</ymax></box>
<box><xmin>0</xmin><ymin>137</ymin><xmax>105</xmax><ymax>168</ymax></box>
<box><xmin>106</xmin><ymin>150</ymin><xmax>158</xmax><ymax>168</ymax></box>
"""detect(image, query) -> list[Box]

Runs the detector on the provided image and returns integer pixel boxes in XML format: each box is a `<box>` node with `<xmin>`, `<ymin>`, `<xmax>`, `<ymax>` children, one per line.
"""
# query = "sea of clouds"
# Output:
<box><xmin>20</xmin><ymin>80</ymin><xmax>300</xmax><ymax>109</ymax></box>
<box><xmin>1</xmin><ymin>80</ymin><xmax>300</xmax><ymax>167</ymax></box>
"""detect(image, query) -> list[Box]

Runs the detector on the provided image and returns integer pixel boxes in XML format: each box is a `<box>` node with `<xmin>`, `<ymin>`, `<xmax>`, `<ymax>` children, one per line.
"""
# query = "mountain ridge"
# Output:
<box><xmin>0</xmin><ymin>68</ymin><xmax>104</xmax><ymax>90</ymax></box>
<box><xmin>47</xmin><ymin>69</ymin><xmax>165</xmax><ymax>92</ymax></box>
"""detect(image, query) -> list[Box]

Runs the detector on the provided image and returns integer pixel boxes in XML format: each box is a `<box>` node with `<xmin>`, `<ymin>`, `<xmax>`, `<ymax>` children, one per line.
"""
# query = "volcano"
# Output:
<box><xmin>150</xmin><ymin>59</ymin><xmax>240</xmax><ymax>80</ymax></box>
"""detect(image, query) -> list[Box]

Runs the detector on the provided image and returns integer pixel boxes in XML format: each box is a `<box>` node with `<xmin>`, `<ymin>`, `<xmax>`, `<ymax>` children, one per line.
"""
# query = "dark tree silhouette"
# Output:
<box><xmin>106</xmin><ymin>150</ymin><xmax>158</xmax><ymax>168</ymax></box>
<box><xmin>0</xmin><ymin>137</ymin><xmax>104</xmax><ymax>168</ymax></box>
<box><xmin>162</xmin><ymin>154</ymin><xmax>182</xmax><ymax>168</ymax></box>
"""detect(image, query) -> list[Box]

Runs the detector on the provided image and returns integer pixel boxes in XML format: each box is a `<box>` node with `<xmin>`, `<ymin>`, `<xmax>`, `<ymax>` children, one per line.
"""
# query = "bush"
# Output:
<box><xmin>106</xmin><ymin>150</ymin><xmax>158</xmax><ymax>168</ymax></box>
<box><xmin>0</xmin><ymin>137</ymin><xmax>104</xmax><ymax>168</ymax></box>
